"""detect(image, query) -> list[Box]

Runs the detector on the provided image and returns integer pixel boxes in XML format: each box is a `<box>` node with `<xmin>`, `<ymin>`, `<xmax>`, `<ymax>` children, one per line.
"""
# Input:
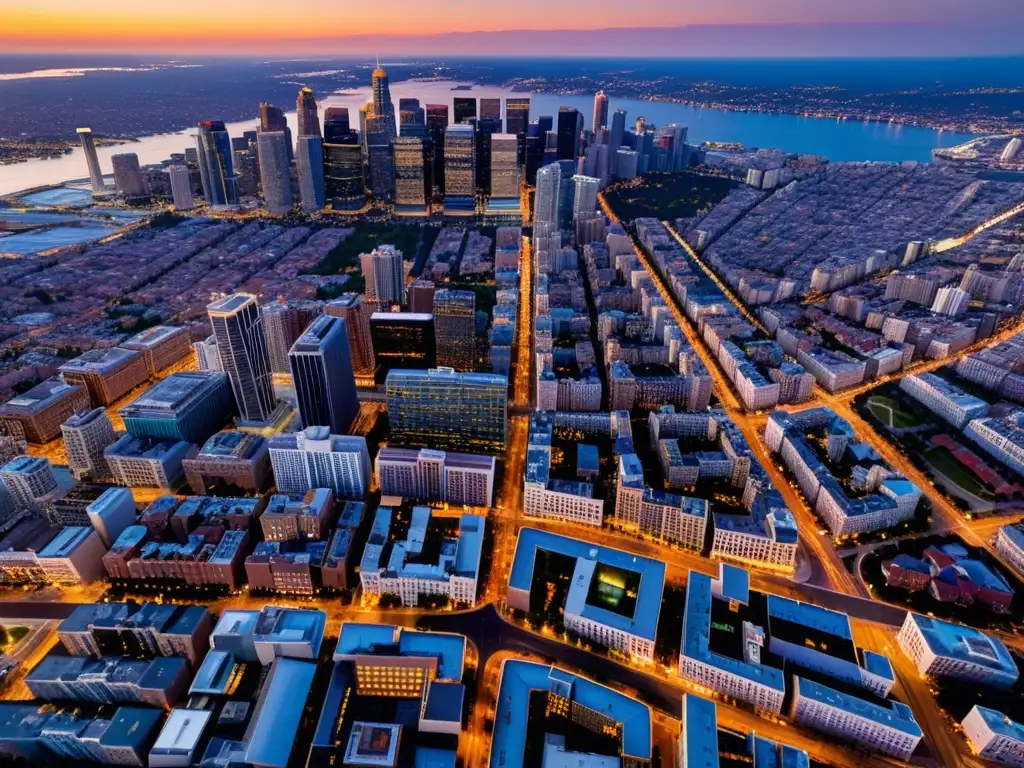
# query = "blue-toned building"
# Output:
<box><xmin>897</xmin><ymin>611</ymin><xmax>1019</xmax><ymax>688</ymax></box>
<box><xmin>508</xmin><ymin>527</ymin><xmax>665</xmax><ymax>661</ymax></box>
<box><xmin>289</xmin><ymin>314</ymin><xmax>358</xmax><ymax>435</ymax></box>
<box><xmin>962</xmin><ymin>705</ymin><xmax>1024</xmax><ymax>767</ymax></box>
<box><xmin>120</xmin><ymin>371</ymin><xmax>233</xmax><ymax>445</ymax></box>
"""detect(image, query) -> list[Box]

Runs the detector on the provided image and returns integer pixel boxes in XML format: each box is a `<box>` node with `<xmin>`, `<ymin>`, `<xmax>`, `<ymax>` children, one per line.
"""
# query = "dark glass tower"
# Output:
<box><xmin>556</xmin><ymin>107</ymin><xmax>583</xmax><ymax>161</ymax></box>
<box><xmin>195</xmin><ymin>121</ymin><xmax>239</xmax><ymax>206</ymax></box>
<box><xmin>289</xmin><ymin>315</ymin><xmax>358</xmax><ymax>434</ymax></box>
<box><xmin>453</xmin><ymin>97</ymin><xmax>477</xmax><ymax>126</ymax></box>
<box><xmin>207</xmin><ymin>293</ymin><xmax>276</xmax><ymax>422</ymax></box>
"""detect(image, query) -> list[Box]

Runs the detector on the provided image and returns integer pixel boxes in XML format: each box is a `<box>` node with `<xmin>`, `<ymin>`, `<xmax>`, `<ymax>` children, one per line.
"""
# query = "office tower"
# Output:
<box><xmin>635</xmin><ymin>116</ymin><xmax>646</xmax><ymax>134</ymax></box>
<box><xmin>426</xmin><ymin>104</ymin><xmax>449</xmax><ymax>198</ymax></box>
<box><xmin>489</xmin><ymin>133</ymin><xmax>520</xmax><ymax>201</ymax></box>
<box><xmin>262</xmin><ymin>300</ymin><xmax>322</xmax><ymax>374</ymax></box>
<box><xmin>657</xmin><ymin>123</ymin><xmax>688</xmax><ymax>171</ymax></box>
<box><xmin>525</xmin><ymin>122</ymin><xmax>544</xmax><ymax>184</ymax></box>
<box><xmin>592</xmin><ymin>90</ymin><xmax>609</xmax><ymax>134</ymax></box>
<box><xmin>453</xmin><ymin>97</ymin><xmax>477</xmax><ymax>125</ymax></box>
<box><xmin>268</xmin><ymin>426</ymin><xmax>370</xmax><ymax>498</ymax></box>
<box><xmin>368</xmin><ymin>65</ymin><xmax>397</xmax><ymax>138</ymax></box>
<box><xmin>324</xmin><ymin>107</ymin><xmax>351</xmax><ymax>137</ymax></box>
<box><xmin>505</xmin><ymin>98</ymin><xmax>530</xmax><ymax>136</ymax></box>
<box><xmin>167</xmin><ymin>166</ymin><xmax>195</xmax><ymax>210</ymax></box>
<box><xmin>194</xmin><ymin>334</ymin><xmax>221</xmax><ymax>372</ymax></box>
<box><xmin>111</xmin><ymin>153</ymin><xmax>146</xmax><ymax>197</ymax></box>
<box><xmin>474</xmin><ymin>127</ymin><xmax>492</xmax><ymax>195</ymax></box>
<box><xmin>394</xmin><ymin>137</ymin><xmax>428</xmax><ymax>211</ymax></box>
<box><xmin>259</xmin><ymin>103</ymin><xmax>286</xmax><ymax>132</ymax></box>
<box><xmin>76</xmin><ymin>127</ymin><xmax>105</xmax><ymax>193</ymax></box>
<box><xmin>323</xmin><ymin>111</ymin><xmax>365</xmax><ymax>210</ymax></box>
<box><xmin>434</xmin><ymin>289</ymin><xmax>477</xmax><ymax>371</ymax></box>
<box><xmin>572</xmin><ymin>174</ymin><xmax>600</xmax><ymax>221</ymax></box>
<box><xmin>288</xmin><ymin>315</ymin><xmax>358</xmax><ymax>434</ymax></box>
<box><xmin>386</xmin><ymin>368</ymin><xmax>508</xmax><ymax>452</ymax></box>
<box><xmin>206</xmin><ymin>294</ymin><xmax>277</xmax><ymax>424</ymax></box>
<box><xmin>297</xmin><ymin>87</ymin><xmax>321</xmax><ymax>138</ymax></box>
<box><xmin>399</xmin><ymin>98</ymin><xmax>427</xmax><ymax>138</ymax></box>
<box><xmin>324</xmin><ymin>295</ymin><xmax>376</xmax><ymax>377</ymax></box>
<box><xmin>557</xmin><ymin>107</ymin><xmax>583</xmax><ymax>160</ymax></box>
<box><xmin>296</xmin><ymin>135</ymin><xmax>326</xmax><ymax>211</ymax></box>
<box><xmin>366</xmin><ymin>136</ymin><xmax>395</xmax><ymax>202</ymax></box>
<box><xmin>120</xmin><ymin>371</ymin><xmax>234</xmax><ymax>445</ymax></box>
<box><xmin>195</xmin><ymin>121</ymin><xmax>238</xmax><ymax>206</ymax></box>
<box><xmin>406</xmin><ymin>280</ymin><xmax>436</xmax><ymax>314</ymax></box>
<box><xmin>257</xmin><ymin>130</ymin><xmax>292</xmax><ymax>214</ymax></box>
<box><xmin>233</xmin><ymin>148</ymin><xmax>259</xmax><ymax>197</ymax></box>
<box><xmin>480</xmin><ymin>98</ymin><xmax>501</xmax><ymax>124</ymax></box>
<box><xmin>370</xmin><ymin>313</ymin><xmax>436</xmax><ymax>376</ymax></box>
<box><xmin>360</xmin><ymin>245</ymin><xmax>404</xmax><ymax>312</ymax></box>
<box><xmin>443</xmin><ymin>124</ymin><xmax>476</xmax><ymax>212</ymax></box>
<box><xmin>62</xmin><ymin>408</ymin><xmax>117</xmax><ymax>481</ymax></box>
<box><xmin>1</xmin><ymin>456</ymin><xmax>58</xmax><ymax>512</ymax></box>
<box><xmin>534</xmin><ymin>162</ymin><xmax>561</xmax><ymax>229</ymax></box>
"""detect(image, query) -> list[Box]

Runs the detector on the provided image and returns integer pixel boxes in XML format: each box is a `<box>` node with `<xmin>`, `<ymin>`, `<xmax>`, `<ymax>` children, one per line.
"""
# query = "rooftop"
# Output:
<box><xmin>122</xmin><ymin>371</ymin><xmax>227</xmax><ymax>412</ymax></box>
<box><xmin>123</xmin><ymin>324</ymin><xmax>186</xmax><ymax>348</ymax></box>
<box><xmin>0</xmin><ymin>377</ymin><xmax>80</xmax><ymax>413</ymax></box>
<box><xmin>970</xmin><ymin>705</ymin><xmax>1024</xmax><ymax>744</ymax></box>
<box><xmin>207</xmin><ymin>293</ymin><xmax>257</xmax><ymax>315</ymax></box>
<box><xmin>59</xmin><ymin>346</ymin><xmax>141</xmax><ymax>375</ymax></box>
<box><xmin>906</xmin><ymin>613</ymin><xmax>1018</xmax><ymax>680</ymax></box>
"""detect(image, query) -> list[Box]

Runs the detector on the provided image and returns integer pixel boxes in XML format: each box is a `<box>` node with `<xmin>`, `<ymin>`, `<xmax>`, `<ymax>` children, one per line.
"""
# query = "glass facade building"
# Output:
<box><xmin>370</xmin><ymin>313</ymin><xmax>436</xmax><ymax>380</ymax></box>
<box><xmin>207</xmin><ymin>294</ymin><xmax>277</xmax><ymax>423</ymax></box>
<box><xmin>289</xmin><ymin>315</ymin><xmax>359</xmax><ymax>435</ymax></box>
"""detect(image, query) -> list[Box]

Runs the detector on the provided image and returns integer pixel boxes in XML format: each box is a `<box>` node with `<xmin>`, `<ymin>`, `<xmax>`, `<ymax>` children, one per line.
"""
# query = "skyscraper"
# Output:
<box><xmin>592</xmin><ymin>91</ymin><xmax>609</xmax><ymax>134</ymax></box>
<box><xmin>167</xmin><ymin>166</ymin><xmax>195</xmax><ymax>210</ymax></box>
<box><xmin>257</xmin><ymin>130</ymin><xmax>292</xmax><ymax>214</ymax></box>
<box><xmin>258</xmin><ymin>102</ymin><xmax>294</xmax><ymax>163</ymax></box>
<box><xmin>368</xmin><ymin>65</ymin><xmax>397</xmax><ymax>138</ymax></box>
<box><xmin>360</xmin><ymin>245</ymin><xmax>405</xmax><ymax>312</ymax></box>
<box><xmin>111</xmin><ymin>154</ymin><xmax>147</xmax><ymax>198</ymax></box>
<box><xmin>609</xmin><ymin>109</ymin><xmax>627</xmax><ymax>168</ymax></box>
<box><xmin>572</xmin><ymin>175</ymin><xmax>601</xmax><ymax>222</ymax></box>
<box><xmin>453</xmin><ymin>97</ymin><xmax>477</xmax><ymax>125</ymax></box>
<box><xmin>323</xmin><ymin>107</ymin><xmax>351</xmax><ymax>137</ymax></box>
<box><xmin>556</xmin><ymin>108</ymin><xmax>583</xmax><ymax>161</ymax></box>
<box><xmin>296</xmin><ymin>87</ymin><xmax>321</xmax><ymax>138</ymax></box>
<box><xmin>505</xmin><ymin>98</ymin><xmax>531</xmax><ymax>136</ymax></box>
<box><xmin>386</xmin><ymin>368</ymin><xmax>508</xmax><ymax>452</ymax></box>
<box><xmin>370</xmin><ymin>313</ymin><xmax>436</xmax><ymax>377</ymax></box>
<box><xmin>324</xmin><ymin>294</ymin><xmax>376</xmax><ymax>377</ymax></box>
<box><xmin>77</xmin><ymin>128</ymin><xmax>105</xmax><ymax>193</ymax></box>
<box><xmin>289</xmin><ymin>315</ymin><xmax>358</xmax><ymax>434</ymax></box>
<box><xmin>295</xmin><ymin>135</ymin><xmax>326</xmax><ymax>211</ymax></box>
<box><xmin>657</xmin><ymin>123</ymin><xmax>689</xmax><ymax>171</ymax></box>
<box><xmin>480</xmin><ymin>98</ymin><xmax>502</xmax><ymax>126</ymax></box>
<box><xmin>394</xmin><ymin>137</ymin><xmax>428</xmax><ymax>212</ymax></box>
<box><xmin>398</xmin><ymin>98</ymin><xmax>426</xmax><ymax>138</ymax></box>
<box><xmin>434</xmin><ymin>289</ymin><xmax>477</xmax><ymax>371</ymax></box>
<box><xmin>443</xmin><ymin>124</ymin><xmax>476</xmax><ymax>213</ymax></box>
<box><xmin>533</xmin><ymin>163</ymin><xmax>561</xmax><ymax>230</ymax></box>
<box><xmin>366</xmin><ymin>138</ymin><xmax>395</xmax><ymax>202</ymax></box>
<box><xmin>195</xmin><ymin>121</ymin><xmax>239</xmax><ymax>206</ymax></box>
<box><xmin>262</xmin><ymin>300</ymin><xmax>322</xmax><ymax>374</ymax></box>
<box><xmin>323</xmin><ymin>109</ymin><xmax>365</xmax><ymax>210</ymax></box>
<box><xmin>426</xmin><ymin>104</ymin><xmax>449</xmax><ymax>198</ymax></box>
<box><xmin>206</xmin><ymin>294</ymin><xmax>277</xmax><ymax>423</ymax></box>
<box><xmin>488</xmin><ymin>133</ymin><xmax>520</xmax><ymax>203</ymax></box>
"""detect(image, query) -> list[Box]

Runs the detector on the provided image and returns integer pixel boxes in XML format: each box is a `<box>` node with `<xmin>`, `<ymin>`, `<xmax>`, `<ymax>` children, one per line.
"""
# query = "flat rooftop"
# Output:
<box><xmin>123</xmin><ymin>371</ymin><xmax>224</xmax><ymax>411</ymax></box>
<box><xmin>207</xmin><ymin>293</ymin><xmax>256</xmax><ymax>315</ymax></box>
<box><xmin>0</xmin><ymin>377</ymin><xmax>79</xmax><ymax>412</ymax></box>
<box><xmin>123</xmin><ymin>325</ymin><xmax>186</xmax><ymax>348</ymax></box>
<box><xmin>59</xmin><ymin>346</ymin><xmax>141</xmax><ymax>374</ymax></box>
<box><xmin>907</xmin><ymin>613</ymin><xmax>1018</xmax><ymax>680</ymax></box>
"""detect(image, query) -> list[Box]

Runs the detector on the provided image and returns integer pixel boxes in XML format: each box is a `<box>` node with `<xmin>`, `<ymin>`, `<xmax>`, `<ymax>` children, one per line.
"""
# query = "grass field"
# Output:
<box><xmin>923</xmin><ymin>446</ymin><xmax>995</xmax><ymax>501</ymax></box>
<box><xmin>603</xmin><ymin>172</ymin><xmax>740</xmax><ymax>222</ymax></box>
<box><xmin>303</xmin><ymin>224</ymin><xmax>425</xmax><ymax>296</ymax></box>
<box><xmin>866</xmin><ymin>395</ymin><xmax>919</xmax><ymax>429</ymax></box>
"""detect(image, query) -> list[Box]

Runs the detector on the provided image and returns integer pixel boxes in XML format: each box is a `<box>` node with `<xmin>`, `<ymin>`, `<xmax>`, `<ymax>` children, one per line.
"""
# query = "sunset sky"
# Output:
<box><xmin>1</xmin><ymin>0</ymin><xmax>1019</xmax><ymax>55</ymax></box>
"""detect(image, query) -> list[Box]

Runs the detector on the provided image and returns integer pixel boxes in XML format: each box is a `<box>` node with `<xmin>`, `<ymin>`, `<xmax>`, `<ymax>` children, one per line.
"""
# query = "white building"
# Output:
<box><xmin>86</xmin><ymin>487</ymin><xmax>138</xmax><ymax>548</ymax></box>
<box><xmin>995</xmin><ymin>523</ymin><xmax>1024</xmax><ymax>579</ymax></box>
<box><xmin>899</xmin><ymin>373</ymin><xmax>988</xmax><ymax>429</ymax></box>
<box><xmin>194</xmin><ymin>335</ymin><xmax>221</xmax><ymax>372</ymax></box>
<box><xmin>615</xmin><ymin>455</ymin><xmax>708</xmax><ymax>550</ymax></box>
<box><xmin>62</xmin><ymin>408</ymin><xmax>117</xmax><ymax>481</ymax></box>
<box><xmin>897</xmin><ymin>612</ymin><xmax>1019</xmax><ymax>688</ymax></box>
<box><xmin>931</xmin><ymin>286</ymin><xmax>971</xmax><ymax>317</ymax></box>
<box><xmin>375</xmin><ymin>447</ymin><xmax>495</xmax><ymax>507</ymax></box>
<box><xmin>962</xmin><ymin>705</ymin><xmax>1024</xmax><ymax>767</ymax></box>
<box><xmin>965</xmin><ymin>413</ymin><xmax>1024</xmax><ymax>477</ymax></box>
<box><xmin>167</xmin><ymin>166</ymin><xmax>195</xmax><ymax>211</ymax></box>
<box><xmin>360</xmin><ymin>244</ymin><xmax>405</xmax><ymax>311</ymax></box>
<box><xmin>36</xmin><ymin>526</ymin><xmax>107</xmax><ymax>585</ymax></box>
<box><xmin>523</xmin><ymin>479</ymin><xmax>604</xmax><ymax>526</ymax></box>
<box><xmin>0</xmin><ymin>456</ymin><xmax>58</xmax><ymax>512</ymax></box>
<box><xmin>268</xmin><ymin>426</ymin><xmax>370</xmax><ymax>499</ymax></box>
<box><xmin>710</xmin><ymin>507</ymin><xmax>799</xmax><ymax>572</ymax></box>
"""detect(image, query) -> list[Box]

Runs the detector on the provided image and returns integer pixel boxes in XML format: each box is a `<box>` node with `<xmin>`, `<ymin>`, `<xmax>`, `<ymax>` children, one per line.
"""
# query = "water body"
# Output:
<box><xmin>0</xmin><ymin>80</ymin><xmax>975</xmax><ymax>198</ymax></box>
<box><xmin>0</xmin><ymin>223</ymin><xmax>119</xmax><ymax>255</ymax></box>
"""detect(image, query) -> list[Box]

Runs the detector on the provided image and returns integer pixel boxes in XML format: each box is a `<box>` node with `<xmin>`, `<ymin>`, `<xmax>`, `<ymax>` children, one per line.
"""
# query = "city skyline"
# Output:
<box><xmin>2</xmin><ymin>0</ymin><xmax>1023</xmax><ymax>56</ymax></box>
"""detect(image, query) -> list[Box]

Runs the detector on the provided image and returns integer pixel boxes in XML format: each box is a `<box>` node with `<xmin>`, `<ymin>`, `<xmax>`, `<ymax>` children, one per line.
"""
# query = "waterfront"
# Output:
<box><xmin>0</xmin><ymin>80</ymin><xmax>976</xmax><ymax>198</ymax></box>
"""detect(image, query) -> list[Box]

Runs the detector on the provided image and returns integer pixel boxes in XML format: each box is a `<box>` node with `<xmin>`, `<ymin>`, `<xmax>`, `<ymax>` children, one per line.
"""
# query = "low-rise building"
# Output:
<box><xmin>59</xmin><ymin>347</ymin><xmax>150</xmax><ymax>407</ymax></box>
<box><xmin>965</xmin><ymin>412</ymin><xmax>1024</xmax><ymax>478</ymax></box>
<box><xmin>105</xmin><ymin>435</ymin><xmax>196</xmax><ymax>488</ymax></box>
<box><xmin>210</xmin><ymin>605</ymin><xmax>325</xmax><ymax>664</ymax></box>
<box><xmin>900</xmin><ymin>372</ymin><xmax>989</xmax><ymax>429</ymax></box>
<box><xmin>375</xmin><ymin>447</ymin><xmax>496</xmax><ymax>507</ymax></box>
<box><xmin>27</xmin><ymin>654</ymin><xmax>189</xmax><ymax>708</ymax></box>
<box><xmin>260</xmin><ymin>488</ymin><xmax>334</xmax><ymax>541</ymax></box>
<box><xmin>181</xmin><ymin>430</ymin><xmax>270</xmax><ymax>495</ymax></box>
<box><xmin>122</xmin><ymin>325</ymin><xmax>192</xmax><ymax>377</ymax></box>
<box><xmin>962</xmin><ymin>705</ymin><xmax>1024</xmax><ymax>767</ymax></box>
<box><xmin>0</xmin><ymin>378</ymin><xmax>90</xmax><ymax>444</ymax></box>
<box><xmin>119</xmin><ymin>371</ymin><xmax>233</xmax><ymax>446</ymax></box>
<box><xmin>35</xmin><ymin>525</ymin><xmax>107</xmax><ymax>584</ymax></box>
<box><xmin>897</xmin><ymin>612</ymin><xmax>1019</xmax><ymax>688</ymax></box>
<box><xmin>995</xmin><ymin>522</ymin><xmax>1024</xmax><ymax>579</ymax></box>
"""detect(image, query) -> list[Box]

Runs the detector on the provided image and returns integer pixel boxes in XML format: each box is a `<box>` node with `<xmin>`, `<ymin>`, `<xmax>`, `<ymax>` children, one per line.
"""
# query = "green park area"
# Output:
<box><xmin>922</xmin><ymin>445</ymin><xmax>995</xmax><ymax>501</ymax></box>
<box><xmin>865</xmin><ymin>395</ymin><xmax>919</xmax><ymax>430</ymax></box>
<box><xmin>603</xmin><ymin>172</ymin><xmax>740</xmax><ymax>222</ymax></box>
<box><xmin>305</xmin><ymin>224</ymin><xmax>425</xmax><ymax>296</ymax></box>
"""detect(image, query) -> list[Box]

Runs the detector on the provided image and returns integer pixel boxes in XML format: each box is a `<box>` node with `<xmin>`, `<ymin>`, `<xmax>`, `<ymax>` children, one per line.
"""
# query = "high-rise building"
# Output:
<box><xmin>572</xmin><ymin>174</ymin><xmax>600</xmax><ymax>221</ymax></box>
<box><xmin>592</xmin><ymin>90</ymin><xmax>609</xmax><ymax>134</ymax></box>
<box><xmin>296</xmin><ymin>87</ymin><xmax>321</xmax><ymax>138</ymax></box>
<box><xmin>257</xmin><ymin>130</ymin><xmax>292</xmax><ymax>214</ymax></box>
<box><xmin>386</xmin><ymin>368</ymin><xmax>508</xmax><ymax>452</ymax></box>
<box><xmin>62</xmin><ymin>408</ymin><xmax>118</xmax><ymax>481</ymax></box>
<box><xmin>434</xmin><ymin>289</ymin><xmax>477</xmax><ymax>371</ymax></box>
<box><xmin>167</xmin><ymin>166</ymin><xmax>195</xmax><ymax>210</ymax></box>
<box><xmin>453</xmin><ymin>97</ymin><xmax>477</xmax><ymax>126</ymax></box>
<box><xmin>609</xmin><ymin>108</ymin><xmax>627</xmax><ymax>160</ymax></box>
<box><xmin>295</xmin><ymin>135</ymin><xmax>326</xmax><ymax>212</ymax></box>
<box><xmin>370</xmin><ymin>313</ymin><xmax>436</xmax><ymax>377</ymax></box>
<box><xmin>111</xmin><ymin>153</ymin><xmax>147</xmax><ymax>198</ymax></box>
<box><xmin>505</xmin><ymin>98</ymin><xmax>530</xmax><ymax>136</ymax></box>
<box><xmin>657</xmin><ymin>123</ymin><xmax>688</xmax><ymax>171</ymax></box>
<box><xmin>360</xmin><ymin>245</ymin><xmax>404</xmax><ymax>312</ymax></box>
<box><xmin>262</xmin><ymin>300</ymin><xmax>322</xmax><ymax>374</ymax></box>
<box><xmin>426</xmin><ymin>104</ymin><xmax>449</xmax><ymax>198</ymax></box>
<box><xmin>77</xmin><ymin>127</ymin><xmax>105</xmax><ymax>193</ymax></box>
<box><xmin>394</xmin><ymin>137</ymin><xmax>428</xmax><ymax>212</ymax></box>
<box><xmin>259</xmin><ymin>103</ymin><xmax>287</xmax><ymax>132</ymax></box>
<box><xmin>368</xmin><ymin>65</ymin><xmax>397</xmax><ymax>138</ymax></box>
<box><xmin>323</xmin><ymin>111</ymin><xmax>364</xmax><ymax>210</ymax></box>
<box><xmin>195</xmin><ymin>121</ymin><xmax>238</xmax><ymax>206</ymax></box>
<box><xmin>556</xmin><ymin>107</ymin><xmax>583</xmax><ymax>160</ymax></box>
<box><xmin>268</xmin><ymin>426</ymin><xmax>370</xmax><ymax>499</ymax></box>
<box><xmin>480</xmin><ymin>98</ymin><xmax>501</xmax><ymax>125</ymax></box>
<box><xmin>399</xmin><ymin>98</ymin><xmax>427</xmax><ymax>138</ymax></box>
<box><xmin>488</xmin><ymin>133</ymin><xmax>520</xmax><ymax>202</ymax></box>
<box><xmin>207</xmin><ymin>294</ymin><xmax>277</xmax><ymax>423</ymax></box>
<box><xmin>533</xmin><ymin>162</ymin><xmax>561</xmax><ymax>229</ymax></box>
<box><xmin>366</xmin><ymin>136</ymin><xmax>395</xmax><ymax>202</ymax></box>
<box><xmin>289</xmin><ymin>315</ymin><xmax>358</xmax><ymax>434</ymax></box>
<box><xmin>406</xmin><ymin>280</ymin><xmax>436</xmax><ymax>314</ymax></box>
<box><xmin>443</xmin><ymin>124</ymin><xmax>476</xmax><ymax>213</ymax></box>
<box><xmin>324</xmin><ymin>294</ymin><xmax>376</xmax><ymax>377</ymax></box>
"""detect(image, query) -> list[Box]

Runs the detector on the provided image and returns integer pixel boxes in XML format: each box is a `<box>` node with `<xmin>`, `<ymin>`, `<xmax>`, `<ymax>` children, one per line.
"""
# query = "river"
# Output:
<box><xmin>0</xmin><ymin>80</ymin><xmax>976</xmax><ymax>198</ymax></box>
